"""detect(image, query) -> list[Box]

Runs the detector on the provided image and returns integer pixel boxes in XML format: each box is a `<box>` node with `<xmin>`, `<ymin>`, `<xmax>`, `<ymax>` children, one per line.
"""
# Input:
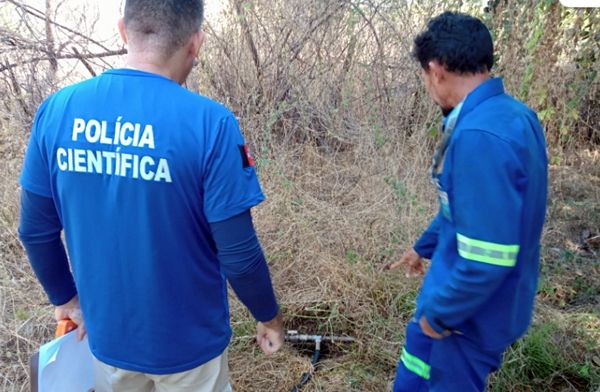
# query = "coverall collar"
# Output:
<box><xmin>459</xmin><ymin>77</ymin><xmax>505</xmax><ymax>120</ymax></box>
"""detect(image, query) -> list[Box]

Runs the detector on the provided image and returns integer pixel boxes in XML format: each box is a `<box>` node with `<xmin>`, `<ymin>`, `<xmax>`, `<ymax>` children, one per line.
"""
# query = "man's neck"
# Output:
<box><xmin>446</xmin><ymin>72</ymin><xmax>491</xmax><ymax>108</ymax></box>
<box><xmin>124</xmin><ymin>53</ymin><xmax>185</xmax><ymax>84</ymax></box>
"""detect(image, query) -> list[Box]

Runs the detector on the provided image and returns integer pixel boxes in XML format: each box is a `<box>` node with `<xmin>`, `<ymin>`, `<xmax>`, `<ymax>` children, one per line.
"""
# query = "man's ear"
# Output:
<box><xmin>189</xmin><ymin>30</ymin><xmax>205</xmax><ymax>58</ymax></box>
<box><xmin>118</xmin><ymin>18</ymin><xmax>128</xmax><ymax>45</ymax></box>
<box><xmin>427</xmin><ymin>60</ymin><xmax>446</xmax><ymax>85</ymax></box>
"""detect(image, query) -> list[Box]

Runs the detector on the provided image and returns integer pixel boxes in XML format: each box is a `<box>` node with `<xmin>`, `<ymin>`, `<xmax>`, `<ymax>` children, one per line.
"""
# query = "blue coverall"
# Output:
<box><xmin>394</xmin><ymin>78</ymin><xmax>548</xmax><ymax>391</ymax></box>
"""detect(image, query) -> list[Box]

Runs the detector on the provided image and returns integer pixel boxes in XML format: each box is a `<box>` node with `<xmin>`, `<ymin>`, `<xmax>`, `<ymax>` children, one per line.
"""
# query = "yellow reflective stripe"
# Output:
<box><xmin>456</xmin><ymin>234</ymin><xmax>520</xmax><ymax>253</ymax></box>
<box><xmin>401</xmin><ymin>347</ymin><xmax>430</xmax><ymax>380</ymax></box>
<box><xmin>456</xmin><ymin>233</ymin><xmax>519</xmax><ymax>267</ymax></box>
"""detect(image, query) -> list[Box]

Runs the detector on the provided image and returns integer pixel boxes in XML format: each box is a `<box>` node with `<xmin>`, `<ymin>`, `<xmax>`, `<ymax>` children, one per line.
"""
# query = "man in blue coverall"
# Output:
<box><xmin>386</xmin><ymin>12</ymin><xmax>548</xmax><ymax>392</ymax></box>
<box><xmin>18</xmin><ymin>0</ymin><xmax>283</xmax><ymax>390</ymax></box>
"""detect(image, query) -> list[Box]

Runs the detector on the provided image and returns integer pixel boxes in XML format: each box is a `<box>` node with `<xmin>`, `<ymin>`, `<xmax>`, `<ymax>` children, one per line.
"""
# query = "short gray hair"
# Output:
<box><xmin>124</xmin><ymin>0</ymin><xmax>204</xmax><ymax>53</ymax></box>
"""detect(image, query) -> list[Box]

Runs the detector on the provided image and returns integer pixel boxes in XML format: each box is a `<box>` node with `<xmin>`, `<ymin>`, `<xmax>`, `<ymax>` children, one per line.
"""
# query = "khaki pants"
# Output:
<box><xmin>94</xmin><ymin>352</ymin><xmax>232</xmax><ymax>392</ymax></box>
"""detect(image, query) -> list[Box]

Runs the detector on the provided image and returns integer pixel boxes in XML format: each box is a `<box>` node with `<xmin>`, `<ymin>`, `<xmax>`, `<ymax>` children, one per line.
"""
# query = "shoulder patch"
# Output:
<box><xmin>238</xmin><ymin>144</ymin><xmax>255</xmax><ymax>168</ymax></box>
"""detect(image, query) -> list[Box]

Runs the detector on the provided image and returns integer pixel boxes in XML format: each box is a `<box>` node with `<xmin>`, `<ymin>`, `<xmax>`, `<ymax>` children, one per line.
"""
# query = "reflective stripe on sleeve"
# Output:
<box><xmin>401</xmin><ymin>347</ymin><xmax>431</xmax><ymax>380</ymax></box>
<box><xmin>456</xmin><ymin>233</ymin><xmax>519</xmax><ymax>267</ymax></box>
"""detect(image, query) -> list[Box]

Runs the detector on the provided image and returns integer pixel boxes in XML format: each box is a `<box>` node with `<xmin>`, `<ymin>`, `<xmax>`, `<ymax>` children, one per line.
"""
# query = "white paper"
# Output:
<box><xmin>38</xmin><ymin>331</ymin><xmax>95</xmax><ymax>392</ymax></box>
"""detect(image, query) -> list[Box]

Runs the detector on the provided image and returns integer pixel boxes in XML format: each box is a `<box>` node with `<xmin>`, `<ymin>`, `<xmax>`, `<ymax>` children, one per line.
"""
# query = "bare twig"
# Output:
<box><xmin>72</xmin><ymin>47</ymin><xmax>96</xmax><ymax>77</ymax></box>
<box><xmin>5</xmin><ymin>0</ymin><xmax>114</xmax><ymax>52</ymax></box>
<box><xmin>44</xmin><ymin>0</ymin><xmax>57</xmax><ymax>80</ymax></box>
<box><xmin>234</xmin><ymin>0</ymin><xmax>261</xmax><ymax>77</ymax></box>
<box><xmin>0</xmin><ymin>48</ymin><xmax>126</xmax><ymax>73</ymax></box>
<box><xmin>3</xmin><ymin>58</ymin><xmax>31</xmax><ymax>117</ymax></box>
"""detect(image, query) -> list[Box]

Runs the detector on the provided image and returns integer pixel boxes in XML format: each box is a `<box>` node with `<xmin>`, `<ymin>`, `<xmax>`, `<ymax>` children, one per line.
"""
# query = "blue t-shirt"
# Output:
<box><xmin>20</xmin><ymin>69</ymin><xmax>265</xmax><ymax>374</ymax></box>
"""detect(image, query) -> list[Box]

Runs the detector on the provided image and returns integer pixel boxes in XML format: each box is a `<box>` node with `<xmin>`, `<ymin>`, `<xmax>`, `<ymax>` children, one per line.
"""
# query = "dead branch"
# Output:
<box><xmin>71</xmin><ymin>47</ymin><xmax>96</xmax><ymax>77</ymax></box>
<box><xmin>234</xmin><ymin>0</ymin><xmax>261</xmax><ymax>80</ymax></box>
<box><xmin>5</xmin><ymin>0</ymin><xmax>114</xmax><ymax>52</ymax></box>
<box><xmin>44</xmin><ymin>0</ymin><xmax>57</xmax><ymax>80</ymax></box>
<box><xmin>0</xmin><ymin>49</ymin><xmax>126</xmax><ymax>73</ymax></box>
<box><xmin>3</xmin><ymin>58</ymin><xmax>32</xmax><ymax>117</ymax></box>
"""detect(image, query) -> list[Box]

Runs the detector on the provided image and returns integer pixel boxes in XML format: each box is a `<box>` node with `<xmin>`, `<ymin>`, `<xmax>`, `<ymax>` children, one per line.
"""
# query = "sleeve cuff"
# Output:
<box><xmin>49</xmin><ymin>285</ymin><xmax>78</xmax><ymax>306</ymax></box>
<box><xmin>413</xmin><ymin>244</ymin><xmax>431</xmax><ymax>259</ymax></box>
<box><xmin>424</xmin><ymin>309</ymin><xmax>449</xmax><ymax>335</ymax></box>
<box><xmin>413</xmin><ymin>231</ymin><xmax>437</xmax><ymax>259</ymax></box>
<box><xmin>254</xmin><ymin>303</ymin><xmax>280</xmax><ymax>323</ymax></box>
<box><xmin>205</xmin><ymin>193</ymin><xmax>265</xmax><ymax>223</ymax></box>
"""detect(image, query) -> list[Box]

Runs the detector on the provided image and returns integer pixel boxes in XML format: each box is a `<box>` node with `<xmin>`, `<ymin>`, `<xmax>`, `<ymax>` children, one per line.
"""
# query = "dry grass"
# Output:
<box><xmin>0</xmin><ymin>0</ymin><xmax>599</xmax><ymax>391</ymax></box>
<box><xmin>1</xmin><ymin>117</ymin><xmax>599</xmax><ymax>391</ymax></box>
<box><xmin>0</xmin><ymin>115</ymin><xmax>55</xmax><ymax>391</ymax></box>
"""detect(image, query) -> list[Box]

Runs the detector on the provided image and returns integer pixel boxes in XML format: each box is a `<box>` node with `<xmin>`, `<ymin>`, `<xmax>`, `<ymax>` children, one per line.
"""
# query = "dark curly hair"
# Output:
<box><xmin>413</xmin><ymin>11</ymin><xmax>493</xmax><ymax>74</ymax></box>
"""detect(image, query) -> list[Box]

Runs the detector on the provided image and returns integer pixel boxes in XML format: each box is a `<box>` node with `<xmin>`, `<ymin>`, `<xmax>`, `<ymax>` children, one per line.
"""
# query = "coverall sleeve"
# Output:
<box><xmin>414</xmin><ymin>213</ymin><xmax>442</xmax><ymax>259</ymax></box>
<box><xmin>423</xmin><ymin>130</ymin><xmax>525</xmax><ymax>334</ymax></box>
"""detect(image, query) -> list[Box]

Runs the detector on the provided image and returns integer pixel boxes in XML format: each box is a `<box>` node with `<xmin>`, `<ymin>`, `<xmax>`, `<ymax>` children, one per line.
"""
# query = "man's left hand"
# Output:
<box><xmin>419</xmin><ymin>316</ymin><xmax>444</xmax><ymax>339</ymax></box>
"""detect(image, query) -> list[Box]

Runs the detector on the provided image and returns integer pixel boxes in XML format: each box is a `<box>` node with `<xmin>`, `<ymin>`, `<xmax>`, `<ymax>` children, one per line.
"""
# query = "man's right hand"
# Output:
<box><xmin>384</xmin><ymin>248</ymin><xmax>425</xmax><ymax>277</ymax></box>
<box><xmin>256</xmin><ymin>313</ymin><xmax>284</xmax><ymax>354</ymax></box>
<box><xmin>55</xmin><ymin>295</ymin><xmax>87</xmax><ymax>341</ymax></box>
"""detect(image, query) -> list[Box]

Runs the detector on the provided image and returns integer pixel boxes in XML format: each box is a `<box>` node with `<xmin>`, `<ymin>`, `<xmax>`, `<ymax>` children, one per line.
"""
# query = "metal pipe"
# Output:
<box><xmin>285</xmin><ymin>330</ymin><xmax>356</xmax><ymax>344</ymax></box>
<box><xmin>286</xmin><ymin>330</ymin><xmax>356</xmax><ymax>391</ymax></box>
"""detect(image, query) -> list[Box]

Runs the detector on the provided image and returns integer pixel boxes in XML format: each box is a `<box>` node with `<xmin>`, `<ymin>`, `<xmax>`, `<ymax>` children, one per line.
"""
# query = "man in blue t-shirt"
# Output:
<box><xmin>18</xmin><ymin>0</ymin><xmax>283</xmax><ymax>390</ymax></box>
<box><xmin>386</xmin><ymin>12</ymin><xmax>548</xmax><ymax>392</ymax></box>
